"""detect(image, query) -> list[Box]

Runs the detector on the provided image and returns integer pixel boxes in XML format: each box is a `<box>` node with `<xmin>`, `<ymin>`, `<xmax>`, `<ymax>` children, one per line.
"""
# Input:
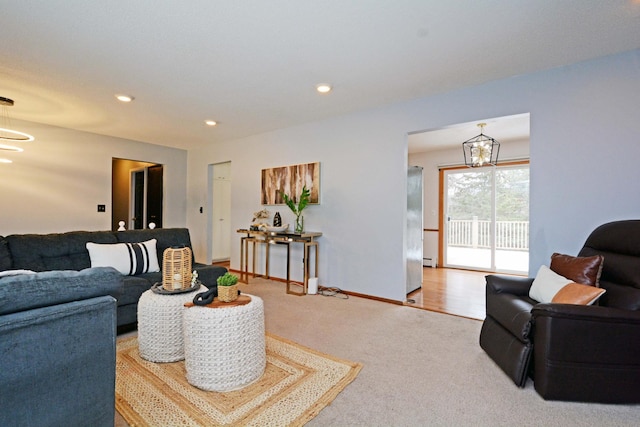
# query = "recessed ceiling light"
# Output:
<box><xmin>316</xmin><ymin>84</ymin><xmax>332</xmax><ymax>94</ymax></box>
<box><xmin>205</xmin><ymin>120</ymin><xmax>218</xmax><ymax>126</ymax></box>
<box><xmin>115</xmin><ymin>94</ymin><xmax>134</xmax><ymax>103</ymax></box>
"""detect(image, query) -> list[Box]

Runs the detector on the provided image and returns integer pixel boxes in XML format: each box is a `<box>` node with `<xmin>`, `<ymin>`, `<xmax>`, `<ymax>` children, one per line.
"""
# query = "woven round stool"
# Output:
<box><xmin>137</xmin><ymin>285</ymin><xmax>206</xmax><ymax>362</ymax></box>
<box><xmin>183</xmin><ymin>294</ymin><xmax>266</xmax><ymax>392</ymax></box>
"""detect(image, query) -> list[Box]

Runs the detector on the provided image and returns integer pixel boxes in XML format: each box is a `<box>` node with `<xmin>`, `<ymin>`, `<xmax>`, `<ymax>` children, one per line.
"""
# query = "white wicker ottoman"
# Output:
<box><xmin>183</xmin><ymin>294</ymin><xmax>266</xmax><ymax>392</ymax></box>
<box><xmin>137</xmin><ymin>285</ymin><xmax>206</xmax><ymax>362</ymax></box>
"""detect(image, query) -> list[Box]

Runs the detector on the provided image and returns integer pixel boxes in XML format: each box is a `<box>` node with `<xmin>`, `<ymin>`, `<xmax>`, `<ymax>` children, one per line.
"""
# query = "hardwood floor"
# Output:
<box><xmin>406</xmin><ymin>267</ymin><xmax>490</xmax><ymax>321</ymax></box>
<box><xmin>220</xmin><ymin>259</ymin><xmax>498</xmax><ymax>321</ymax></box>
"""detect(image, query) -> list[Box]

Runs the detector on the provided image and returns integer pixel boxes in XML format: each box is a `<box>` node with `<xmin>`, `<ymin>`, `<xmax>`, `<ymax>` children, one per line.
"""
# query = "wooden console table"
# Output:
<box><xmin>237</xmin><ymin>229</ymin><xmax>322</xmax><ymax>295</ymax></box>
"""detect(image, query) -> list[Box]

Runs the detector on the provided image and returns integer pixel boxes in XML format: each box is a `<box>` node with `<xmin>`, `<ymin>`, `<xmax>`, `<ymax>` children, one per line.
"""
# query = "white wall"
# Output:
<box><xmin>0</xmin><ymin>120</ymin><xmax>188</xmax><ymax>235</ymax></box>
<box><xmin>187</xmin><ymin>48</ymin><xmax>640</xmax><ymax>302</ymax></box>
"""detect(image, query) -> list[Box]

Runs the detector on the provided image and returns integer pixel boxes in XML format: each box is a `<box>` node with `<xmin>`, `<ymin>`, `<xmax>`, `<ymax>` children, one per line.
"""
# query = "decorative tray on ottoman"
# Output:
<box><xmin>151</xmin><ymin>282</ymin><xmax>202</xmax><ymax>295</ymax></box>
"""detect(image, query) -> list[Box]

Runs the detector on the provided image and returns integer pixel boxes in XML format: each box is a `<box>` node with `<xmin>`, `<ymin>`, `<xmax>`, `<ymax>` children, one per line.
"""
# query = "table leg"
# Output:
<box><xmin>265</xmin><ymin>239</ymin><xmax>270</xmax><ymax>279</ymax></box>
<box><xmin>239</xmin><ymin>236</ymin><xmax>248</xmax><ymax>283</ymax></box>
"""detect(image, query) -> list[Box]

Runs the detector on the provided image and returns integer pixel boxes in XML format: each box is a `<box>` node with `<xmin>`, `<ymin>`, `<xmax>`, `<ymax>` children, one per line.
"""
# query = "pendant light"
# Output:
<box><xmin>462</xmin><ymin>122</ymin><xmax>499</xmax><ymax>167</ymax></box>
<box><xmin>0</xmin><ymin>96</ymin><xmax>35</xmax><ymax>144</ymax></box>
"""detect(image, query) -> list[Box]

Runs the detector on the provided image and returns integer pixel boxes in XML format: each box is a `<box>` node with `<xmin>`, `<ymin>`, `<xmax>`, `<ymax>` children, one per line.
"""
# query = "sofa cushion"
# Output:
<box><xmin>0</xmin><ymin>236</ymin><xmax>12</xmax><ymax>271</ymax></box>
<box><xmin>6</xmin><ymin>231</ymin><xmax>117</xmax><ymax>271</ymax></box>
<box><xmin>119</xmin><ymin>276</ymin><xmax>156</xmax><ymax>306</ymax></box>
<box><xmin>550</xmin><ymin>252</ymin><xmax>604</xmax><ymax>287</ymax></box>
<box><xmin>193</xmin><ymin>263</ymin><xmax>228</xmax><ymax>289</ymax></box>
<box><xmin>551</xmin><ymin>282</ymin><xmax>606</xmax><ymax>305</ymax></box>
<box><xmin>0</xmin><ymin>267</ymin><xmax>123</xmax><ymax>315</ymax></box>
<box><xmin>86</xmin><ymin>239</ymin><xmax>160</xmax><ymax>275</ymax></box>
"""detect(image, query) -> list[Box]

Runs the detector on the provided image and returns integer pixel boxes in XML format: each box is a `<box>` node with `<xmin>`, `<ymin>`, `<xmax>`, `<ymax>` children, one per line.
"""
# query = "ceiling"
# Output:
<box><xmin>1</xmin><ymin>1</ymin><xmax>639</xmax><ymax>151</ymax></box>
<box><xmin>408</xmin><ymin>113</ymin><xmax>530</xmax><ymax>154</ymax></box>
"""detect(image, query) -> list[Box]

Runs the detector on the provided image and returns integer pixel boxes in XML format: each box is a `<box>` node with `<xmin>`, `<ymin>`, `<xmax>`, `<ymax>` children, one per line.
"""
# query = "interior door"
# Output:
<box><xmin>146</xmin><ymin>164</ymin><xmax>163</xmax><ymax>228</ymax></box>
<box><xmin>211</xmin><ymin>162</ymin><xmax>232</xmax><ymax>262</ymax></box>
<box><xmin>131</xmin><ymin>169</ymin><xmax>146</xmax><ymax>230</ymax></box>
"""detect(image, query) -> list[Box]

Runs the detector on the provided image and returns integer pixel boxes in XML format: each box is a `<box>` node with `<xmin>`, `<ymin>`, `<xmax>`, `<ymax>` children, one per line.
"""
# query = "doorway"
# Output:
<box><xmin>441</xmin><ymin>162</ymin><xmax>529</xmax><ymax>274</ymax></box>
<box><xmin>129</xmin><ymin>164</ymin><xmax>163</xmax><ymax>229</ymax></box>
<box><xmin>208</xmin><ymin>162</ymin><xmax>232</xmax><ymax>263</ymax></box>
<box><xmin>112</xmin><ymin>158</ymin><xmax>164</xmax><ymax>231</ymax></box>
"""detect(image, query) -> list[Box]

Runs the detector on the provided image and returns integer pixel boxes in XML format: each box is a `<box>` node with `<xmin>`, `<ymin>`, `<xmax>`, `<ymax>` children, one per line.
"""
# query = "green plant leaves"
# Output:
<box><xmin>280</xmin><ymin>185</ymin><xmax>310</xmax><ymax>216</ymax></box>
<box><xmin>217</xmin><ymin>272</ymin><xmax>239</xmax><ymax>286</ymax></box>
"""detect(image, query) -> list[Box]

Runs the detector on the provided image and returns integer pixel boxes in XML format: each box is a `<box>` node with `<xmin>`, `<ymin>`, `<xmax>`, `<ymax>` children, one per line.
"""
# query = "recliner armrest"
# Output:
<box><xmin>532</xmin><ymin>303</ymin><xmax>640</xmax><ymax>324</ymax></box>
<box><xmin>486</xmin><ymin>274</ymin><xmax>534</xmax><ymax>296</ymax></box>
<box><xmin>532</xmin><ymin>303</ymin><xmax>640</xmax><ymax>365</ymax></box>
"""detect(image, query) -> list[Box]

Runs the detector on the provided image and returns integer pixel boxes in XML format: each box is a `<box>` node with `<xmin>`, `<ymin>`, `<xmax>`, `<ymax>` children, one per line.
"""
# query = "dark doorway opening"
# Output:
<box><xmin>112</xmin><ymin>158</ymin><xmax>164</xmax><ymax>231</ymax></box>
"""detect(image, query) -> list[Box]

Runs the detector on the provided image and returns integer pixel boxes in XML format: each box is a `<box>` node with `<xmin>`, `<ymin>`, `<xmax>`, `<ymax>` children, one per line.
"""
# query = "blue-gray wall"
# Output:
<box><xmin>188</xmin><ymin>49</ymin><xmax>640</xmax><ymax>301</ymax></box>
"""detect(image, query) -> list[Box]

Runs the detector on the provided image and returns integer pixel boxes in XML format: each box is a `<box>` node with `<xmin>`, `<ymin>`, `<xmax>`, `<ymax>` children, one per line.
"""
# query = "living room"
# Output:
<box><xmin>2</xmin><ymin>1</ymin><xmax>640</xmax><ymax>425</ymax></box>
<box><xmin>4</xmin><ymin>48</ymin><xmax>639</xmax><ymax>303</ymax></box>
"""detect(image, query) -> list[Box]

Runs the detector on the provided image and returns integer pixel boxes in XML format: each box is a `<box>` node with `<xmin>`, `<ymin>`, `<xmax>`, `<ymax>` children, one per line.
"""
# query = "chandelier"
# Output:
<box><xmin>462</xmin><ymin>123</ymin><xmax>499</xmax><ymax>167</ymax></box>
<box><xmin>1</xmin><ymin>96</ymin><xmax>34</xmax><ymax>143</ymax></box>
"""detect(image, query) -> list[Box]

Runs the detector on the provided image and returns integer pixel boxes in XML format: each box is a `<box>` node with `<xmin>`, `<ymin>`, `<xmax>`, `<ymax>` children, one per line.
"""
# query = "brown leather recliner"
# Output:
<box><xmin>479</xmin><ymin>220</ymin><xmax>640</xmax><ymax>403</ymax></box>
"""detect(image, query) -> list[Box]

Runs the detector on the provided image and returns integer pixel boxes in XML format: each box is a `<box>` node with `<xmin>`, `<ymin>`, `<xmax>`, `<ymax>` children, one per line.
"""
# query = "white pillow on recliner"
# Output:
<box><xmin>529</xmin><ymin>265</ymin><xmax>572</xmax><ymax>303</ymax></box>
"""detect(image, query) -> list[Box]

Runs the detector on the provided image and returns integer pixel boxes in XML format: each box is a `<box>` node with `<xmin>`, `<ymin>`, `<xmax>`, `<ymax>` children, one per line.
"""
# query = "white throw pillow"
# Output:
<box><xmin>529</xmin><ymin>265</ymin><xmax>572</xmax><ymax>303</ymax></box>
<box><xmin>0</xmin><ymin>269</ymin><xmax>36</xmax><ymax>278</ymax></box>
<box><xmin>86</xmin><ymin>239</ymin><xmax>160</xmax><ymax>275</ymax></box>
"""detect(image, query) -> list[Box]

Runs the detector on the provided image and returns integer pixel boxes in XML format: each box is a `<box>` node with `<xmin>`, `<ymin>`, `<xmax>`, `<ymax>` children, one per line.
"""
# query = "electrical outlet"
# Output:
<box><xmin>97</xmin><ymin>204</ymin><xmax>106</xmax><ymax>212</ymax></box>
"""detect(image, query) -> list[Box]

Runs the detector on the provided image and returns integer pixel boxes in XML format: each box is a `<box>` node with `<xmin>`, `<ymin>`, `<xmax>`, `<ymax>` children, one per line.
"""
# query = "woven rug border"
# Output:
<box><xmin>115</xmin><ymin>332</ymin><xmax>362</xmax><ymax>426</ymax></box>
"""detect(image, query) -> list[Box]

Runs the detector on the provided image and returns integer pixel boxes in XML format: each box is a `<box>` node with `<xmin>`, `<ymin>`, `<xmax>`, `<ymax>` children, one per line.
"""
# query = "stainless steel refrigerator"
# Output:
<box><xmin>406</xmin><ymin>166</ymin><xmax>424</xmax><ymax>294</ymax></box>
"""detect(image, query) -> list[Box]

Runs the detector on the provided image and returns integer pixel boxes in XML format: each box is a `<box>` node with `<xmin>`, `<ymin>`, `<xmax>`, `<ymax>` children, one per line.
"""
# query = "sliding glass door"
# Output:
<box><xmin>443</xmin><ymin>164</ymin><xmax>529</xmax><ymax>274</ymax></box>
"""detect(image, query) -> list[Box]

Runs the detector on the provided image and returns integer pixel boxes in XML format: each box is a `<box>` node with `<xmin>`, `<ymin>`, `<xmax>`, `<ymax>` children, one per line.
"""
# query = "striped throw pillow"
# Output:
<box><xmin>86</xmin><ymin>239</ymin><xmax>160</xmax><ymax>275</ymax></box>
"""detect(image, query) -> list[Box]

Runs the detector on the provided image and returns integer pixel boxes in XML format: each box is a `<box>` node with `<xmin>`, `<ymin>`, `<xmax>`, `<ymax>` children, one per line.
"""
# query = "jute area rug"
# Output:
<box><xmin>115</xmin><ymin>334</ymin><xmax>362</xmax><ymax>426</ymax></box>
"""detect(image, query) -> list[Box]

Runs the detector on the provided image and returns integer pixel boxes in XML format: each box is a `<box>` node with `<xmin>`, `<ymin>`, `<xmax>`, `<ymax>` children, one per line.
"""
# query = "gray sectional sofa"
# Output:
<box><xmin>0</xmin><ymin>227</ymin><xmax>227</xmax><ymax>331</ymax></box>
<box><xmin>0</xmin><ymin>267</ymin><xmax>123</xmax><ymax>427</ymax></box>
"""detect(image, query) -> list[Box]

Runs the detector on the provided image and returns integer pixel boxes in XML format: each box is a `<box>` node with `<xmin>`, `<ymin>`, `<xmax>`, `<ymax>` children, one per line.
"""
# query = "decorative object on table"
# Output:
<box><xmin>148</xmin><ymin>222</ymin><xmax>156</xmax><ymax>229</ymax></box>
<box><xmin>190</xmin><ymin>270</ymin><xmax>198</xmax><ymax>287</ymax></box>
<box><xmin>117</xmin><ymin>220</ymin><xmax>126</xmax><ymax>231</ymax></box>
<box><xmin>282</xmin><ymin>185</ymin><xmax>310</xmax><ymax>233</ymax></box>
<box><xmin>251</xmin><ymin>208</ymin><xmax>270</xmax><ymax>231</ymax></box>
<box><xmin>151</xmin><ymin>282</ymin><xmax>200</xmax><ymax>294</ymax></box>
<box><xmin>252</xmin><ymin>208</ymin><xmax>270</xmax><ymax>222</ymax></box>
<box><xmin>216</xmin><ymin>272</ymin><xmax>240</xmax><ymax>302</ymax></box>
<box><xmin>261</xmin><ymin>161</ymin><xmax>320</xmax><ymax>205</ymax></box>
<box><xmin>265</xmin><ymin>224</ymin><xmax>289</xmax><ymax>232</ymax></box>
<box><xmin>462</xmin><ymin>122</ymin><xmax>500</xmax><ymax>167</ymax></box>
<box><xmin>162</xmin><ymin>246</ymin><xmax>193</xmax><ymax>292</ymax></box>
<box><xmin>192</xmin><ymin>286</ymin><xmax>218</xmax><ymax>306</ymax></box>
<box><xmin>273</xmin><ymin>211</ymin><xmax>282</xmax><ymax>226</ymax></box>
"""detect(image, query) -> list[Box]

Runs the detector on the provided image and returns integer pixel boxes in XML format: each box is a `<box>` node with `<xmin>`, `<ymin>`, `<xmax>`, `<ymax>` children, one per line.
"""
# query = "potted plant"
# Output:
<box><xmin>281</xmin><ymin>185</ymin><xmax>310</xmax><ymax>233</ymax></box>
<box><xmin>217</xmin><ymin>272</ymin><xmax>239</xmax><ymax>302</ymax></box>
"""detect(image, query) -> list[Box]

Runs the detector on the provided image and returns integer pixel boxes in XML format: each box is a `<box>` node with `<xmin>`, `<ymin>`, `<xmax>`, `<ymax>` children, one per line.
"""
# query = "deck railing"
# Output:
<box><xmin>448</xmin><ymin>218</ymin><xmax>529</xmax><ymax>250</ymax></box>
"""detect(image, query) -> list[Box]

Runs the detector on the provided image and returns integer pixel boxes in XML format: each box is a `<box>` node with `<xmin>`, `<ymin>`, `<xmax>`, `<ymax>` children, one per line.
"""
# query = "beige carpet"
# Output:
<box><xmin>116</xmin><ymin>278</ymin><xmax>640</xmax><ymax>426</ymax></box>
<box><xmin>115</xmin><ymin>334</ymin><xmax>362</xmax><ymax>427</ymax></box>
